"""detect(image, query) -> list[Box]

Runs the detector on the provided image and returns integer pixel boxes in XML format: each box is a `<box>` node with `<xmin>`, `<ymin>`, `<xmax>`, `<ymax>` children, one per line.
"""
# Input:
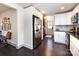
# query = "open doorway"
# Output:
<box><xmin>0</xmin><ymin>3</ymin><xmax>17</xmax><ymax>48</ymax></box>
<box><xmin>44</xmin><ymin>16</ymin><xmax>54</xmax><ymax>38</ymax></box>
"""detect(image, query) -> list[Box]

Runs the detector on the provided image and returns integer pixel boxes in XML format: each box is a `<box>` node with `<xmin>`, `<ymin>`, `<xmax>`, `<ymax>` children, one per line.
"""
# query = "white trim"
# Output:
<box><xmin>8</xmin><ymin>41</ymin><xmax>16</xmax><ymax>48</ymax></box>
<box><xmin>16</xmin><ymin>44</ymin><xmax>24</xmax><ymax>49</ymax></box>
<box><xmin>23</xmin><ymin>44</ymin><xmax>33</xmax><ymax>50</ymax></box>
<box><xmin>8</xmin><ymin>41</ymin><xmax>33</xmax><ymax>49</ymax></box>
<box><xmin>7</xmin><ymin>41</ymin><xmax>23</xmax><ymax>49</ymax></box>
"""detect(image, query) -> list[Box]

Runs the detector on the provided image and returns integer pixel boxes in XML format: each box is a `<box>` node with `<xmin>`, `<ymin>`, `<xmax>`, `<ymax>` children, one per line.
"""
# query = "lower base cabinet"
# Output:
<box><xmin>70</xmin><ymin>35</ymin><xmax>79</xmax><ymax>56</ymax></box>
<box><xmin>54</xmin><ymin>32</ymin><xmax>66</xmax><ymax>44</ymax></box>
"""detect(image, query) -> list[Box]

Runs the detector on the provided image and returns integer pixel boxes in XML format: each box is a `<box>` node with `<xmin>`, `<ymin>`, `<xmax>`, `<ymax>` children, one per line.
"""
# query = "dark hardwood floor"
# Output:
<box><xmin>0</xmin><ymin>37</ymin><xmax>72</xmax><ymax>56</ymax></box>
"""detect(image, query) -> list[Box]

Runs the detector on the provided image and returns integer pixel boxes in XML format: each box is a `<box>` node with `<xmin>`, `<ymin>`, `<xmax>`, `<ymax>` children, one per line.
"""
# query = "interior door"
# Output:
<box><xmin>33</xmin><ymin>15</ymin><xmax>42</xmax><ymax>49</ymax></box>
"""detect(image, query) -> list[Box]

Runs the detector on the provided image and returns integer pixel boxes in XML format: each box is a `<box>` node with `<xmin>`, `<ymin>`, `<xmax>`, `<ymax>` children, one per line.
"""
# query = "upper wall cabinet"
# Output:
<box><xmin>54</xmin><ymin>12</ymin><xmax>73</xmax><ymax>25</ymax></box>
<box><xmin>54</xmin><ymin>13</ymin><xmax>66</xmax><ymax>25</ymax></box>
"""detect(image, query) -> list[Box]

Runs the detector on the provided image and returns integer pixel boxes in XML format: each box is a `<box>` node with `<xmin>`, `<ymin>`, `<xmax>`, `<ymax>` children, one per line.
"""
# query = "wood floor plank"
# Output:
<box><xmin>0</xmin><ymin>37</ymin><xmax>72</xmax><ymax>56</ymax></box>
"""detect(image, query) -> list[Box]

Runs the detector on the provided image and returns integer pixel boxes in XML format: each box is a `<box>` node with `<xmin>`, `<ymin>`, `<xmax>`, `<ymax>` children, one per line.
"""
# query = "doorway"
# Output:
<box><xmin>0</xmin><ymin>3</ymin><xmax>17</xmax><ymax>48</ymax></box>
<box><xmin>44</xmin><ymin>16</ymin><xmax>54</xmax><ymax>38</ymax></box>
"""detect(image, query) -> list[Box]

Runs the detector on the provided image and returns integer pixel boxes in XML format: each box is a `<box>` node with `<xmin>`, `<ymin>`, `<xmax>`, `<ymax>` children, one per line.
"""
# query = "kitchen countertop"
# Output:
<box><xmin>67</xmin><ymin>32</ymin><xmax>79</xmax><ymax>40</ymax></box>
<box><xmin>54</xmin><ymin>30</ymin><xmax>70</xmax><ymax>32</ymax></box>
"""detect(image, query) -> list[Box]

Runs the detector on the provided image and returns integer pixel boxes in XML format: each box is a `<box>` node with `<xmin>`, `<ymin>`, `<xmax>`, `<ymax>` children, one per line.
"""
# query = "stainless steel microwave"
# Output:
<box><xmin>71</xmin><ymin>13</ymin><xmax>79</xmax><ymax>24</ymax></box>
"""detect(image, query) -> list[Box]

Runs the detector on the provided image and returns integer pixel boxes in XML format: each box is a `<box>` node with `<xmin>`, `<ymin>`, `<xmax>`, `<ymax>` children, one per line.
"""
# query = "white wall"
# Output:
<box><xmin>24</xmin><ymin>7</ymin><xmax>43</xmax><ymax>49</ymax></box>
<box><xmin>0</xmin><ymin>10</ymin><xmax>17</xmax><ymax>46</ymax></box>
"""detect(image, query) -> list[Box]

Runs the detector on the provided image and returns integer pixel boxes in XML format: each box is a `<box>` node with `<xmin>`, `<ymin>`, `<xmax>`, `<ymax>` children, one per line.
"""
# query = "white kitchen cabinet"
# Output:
<box><xmin>54</xmin><ymin>12</ymin><xmax>72</xmax><ymax>25</ymax></box>
<box><xmin>54</xmin><ymin>32</ymin><xmax>66</xmax><ymax>44</ymax></box>
<box><xmin>70</xmin><ymin>35</ymin><xmax>79</xmax><ymax>56</ymax></box>
<box><xmin>54</xmin><ymin>13</ymin><xmax>67</xmax><ymax>25</ymax></box>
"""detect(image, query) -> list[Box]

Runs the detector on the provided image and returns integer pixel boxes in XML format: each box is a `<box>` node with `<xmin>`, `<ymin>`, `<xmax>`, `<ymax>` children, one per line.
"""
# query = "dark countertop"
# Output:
<box><xmin>55</xmin><ymin>30</ymin><xmax>69</xmax><ymax>32</ymax></box>
<box><xmin>67</xmin><ymin>32</ymin><xmax>79</xmax><ymax>39</ymax></box>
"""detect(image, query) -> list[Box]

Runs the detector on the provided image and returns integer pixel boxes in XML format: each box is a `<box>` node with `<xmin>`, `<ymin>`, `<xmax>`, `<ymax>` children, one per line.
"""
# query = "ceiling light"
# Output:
<box><xmin>41</xmin><ymin>11</ymin><xmax>45</xmax><ymax>14</ymax></box>
<box><xmin>61</xmin><ymin>7</ymin><xmax>65</xmax><ymax>10</ymax></box>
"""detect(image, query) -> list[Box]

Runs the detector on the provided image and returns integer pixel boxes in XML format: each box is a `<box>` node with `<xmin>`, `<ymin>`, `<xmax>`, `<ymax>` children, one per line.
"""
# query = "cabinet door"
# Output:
<box><xmin>59</xmin><ymin>32</ymin><xmax>66</xmax><ymax>44</ymax></box>
<box><xmin>70</xmin><ymin>41</ymin><xmax>75</xmax><ymax>56</ymax></box>
<box><xmin>54</xmin><ymin>14</ymin><xmax>67</xmax><ymax>25</ymax></box>
<box><xmin>54</xmin><ymin>12</ymin><xmax>73</xmax><ymax>25</ymax></box>
<box><xmin>70</xmin><ymin>35</ymin><xmax>79</xmax><ymax>56</ymax></box>
<box><xmin>60</xmin><ymin>14</ymin><xmax>67</xmax><ymax>25</ymax></box>
<box><xmin>54</xmin><ymin>32</ymin><xmax>66</xmax><ymax>44</ymax></box>
<box><xmin>54</xmin><ymin>15</ymin><xmax>61</xmax><ymax>25</ymax></box>
<box><xmin>54</xmin><ymin>32</ymin><xmax>59</xmax><ymax>42</ymax></box>
<box><xmin>76</xmin><ymin>48</ymin><xmax>79</xmax><ymax>55</ymax></box>
<box><xmin>70</xmin><ymin>41</ymin><xmax>77</xmax><ymax>56</ymax></box>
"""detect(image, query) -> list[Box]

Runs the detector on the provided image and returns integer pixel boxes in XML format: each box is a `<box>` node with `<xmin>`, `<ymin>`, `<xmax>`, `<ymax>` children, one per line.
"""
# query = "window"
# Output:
<box><xmin>48</xmin><ymin>22</ymin><xmax>53</xmax><ymax>29</ymax></box>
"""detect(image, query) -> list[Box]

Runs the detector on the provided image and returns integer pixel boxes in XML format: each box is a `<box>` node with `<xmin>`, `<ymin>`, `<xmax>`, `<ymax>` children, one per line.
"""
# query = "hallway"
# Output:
<box><xmin>0</xmin><ymin>36</ymin><xmax>72</xmax><ymax>56</ymax></box>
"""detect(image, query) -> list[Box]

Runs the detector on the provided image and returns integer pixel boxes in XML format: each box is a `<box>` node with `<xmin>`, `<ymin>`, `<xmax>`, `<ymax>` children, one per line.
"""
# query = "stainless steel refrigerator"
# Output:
<box><xmin>33</xmin><ymin>15</ymin><xmax>42</xmax><ymax>49</ymax></box>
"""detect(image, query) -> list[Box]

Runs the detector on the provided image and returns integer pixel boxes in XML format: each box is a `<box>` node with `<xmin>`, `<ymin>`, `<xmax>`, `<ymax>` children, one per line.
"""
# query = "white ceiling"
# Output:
<box><xmin>0</xmin><ymin>4</ymin><xmax>15</xmax><ymax>13</ymax></box>
<box><xmin>17</xmin><ymin>3</ymin><xmax>77</xmax><ymax>15</ymax></box>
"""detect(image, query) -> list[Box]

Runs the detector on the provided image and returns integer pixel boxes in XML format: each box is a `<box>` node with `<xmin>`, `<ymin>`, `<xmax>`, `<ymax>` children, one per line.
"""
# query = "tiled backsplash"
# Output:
<box><xmin>54</xmin><ymin>25</ymin><xmax>73</xmax><ymax>31</ymax></box>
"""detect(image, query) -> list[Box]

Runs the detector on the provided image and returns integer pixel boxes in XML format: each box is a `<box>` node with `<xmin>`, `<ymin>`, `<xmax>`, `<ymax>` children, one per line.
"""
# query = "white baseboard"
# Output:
<box><xmin>23</xmin><ymin>44</ymin><xmax>33</xmax><ymax>50</ymax></box>
<box><xmin>7</xmin><ymin>41</ymin><xmax>24</xmax><ymax>49</ymax></box>
<box><xmin>8</xmin><ymin>41</ymin><xmax>33</xmax><ymax>50</ymax></box>
<box><xmin>8</xmin><ymin>41</ymin><xmax>16</xmax><ymax>48</ymax></box>
<box><xmin>16</xmin><ymin>44</ymin><xmax>33</xmax><ymax>50</ymax></box>
<box><xmin>16</xmin><ymin>44</ymin><xmax>24</xmax><ymax>49</ymax></box>
<box><xmin>8</xmin><ymin>43</ymin><xmax>24</xmax><ymax>49</ymax></box>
